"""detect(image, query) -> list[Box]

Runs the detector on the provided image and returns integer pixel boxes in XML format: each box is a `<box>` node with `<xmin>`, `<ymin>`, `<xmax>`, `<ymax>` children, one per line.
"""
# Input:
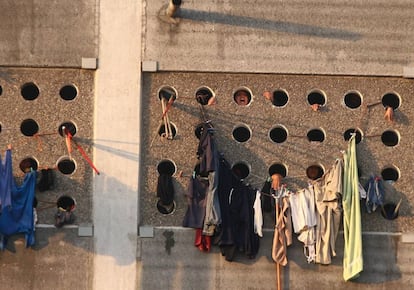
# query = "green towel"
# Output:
<box><xmin>342</xmin><ymin>135</ymin><xmax>363</xmax><ymax>281</ymax></box>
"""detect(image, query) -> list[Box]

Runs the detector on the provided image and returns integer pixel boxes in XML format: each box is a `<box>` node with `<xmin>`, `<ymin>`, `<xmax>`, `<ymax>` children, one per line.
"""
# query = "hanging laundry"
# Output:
<box><xmin>289</xmin><ymin>187</ymin><xmax>317</xmax><ymax>263</ymax></box>
<box><xmin>272</xmin><ymin>195</ymin><xmax>292</xmax><ymax>266</ymax></box>
<box><xmin>37</xmin><ymin>168</ymin><xmax>55</xmax><ymax>192</ymax></box>
<box><xmin>0</xmin><ymin>170</ymin><xmax>37</xmax><ymax>250</ymax></box>
<box><xmin>312</xmin><ymin>158</ymin><xmax>343</xmax><ymax>265</ymax></box>
<box><xmin>364</xmin><ymin>175</ymin><xmax>384</xmax><ymax>213</ymax></box>
<box><xmin>253</xmin><ymin>190</ymin><xmax>263</xmax><ymax>238</ymax></box>
<box><xmin>0</xmin><ymin>149</ymin><xmax>13</xmax><ymax>212</ymax></box>
<box><xmin>156</xmin><ymin>173</ymin><xmax>175</xmax><ymax>214</ymax></box>
<box><xmin>196</xmin><ymin>122</ymin><xmax>221</xmax><ymax>236</ymax></box>
<box><xmin>342</xmin><ymin>135</ymin><xmax>363</xmax><ymax>281</ymax></box>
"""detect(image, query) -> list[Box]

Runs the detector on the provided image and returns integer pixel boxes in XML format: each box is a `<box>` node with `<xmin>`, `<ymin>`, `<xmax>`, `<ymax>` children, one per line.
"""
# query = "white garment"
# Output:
<box><xmin>289</xmin><ymin>187</ymin><xmax>317</xmax><ymax>263</ymax></box>
<box><xmin>253</xmin><ymin>191</ymin><xmax>263</xmax><ymax>237</ymax></box>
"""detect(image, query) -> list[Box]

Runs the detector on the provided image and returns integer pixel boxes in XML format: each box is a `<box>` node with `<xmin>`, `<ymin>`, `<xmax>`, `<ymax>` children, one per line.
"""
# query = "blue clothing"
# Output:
<box><xmin>365</xmin><ymin>175</ymin><xmax>384</xmax><ymax>213</ymax></box>
<box><xmin>0</xmin><ymin>149</ymin><xmax>13</xmax><ymax>211</ymax></box>
<box><xmin>0</xmin><ymin>170</ymin><xmax>37</xmax><ymax>250</ymax></box>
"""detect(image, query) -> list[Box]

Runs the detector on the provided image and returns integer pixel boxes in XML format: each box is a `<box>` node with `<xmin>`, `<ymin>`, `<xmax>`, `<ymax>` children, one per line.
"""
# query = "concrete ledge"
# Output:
<box><xmin>403</xmin><ymin>66</ymin><xmax>414</xmax><ymax>78</ymax></box>
<box><xmin>139</xmin><ymin>226</ymin><xmax>154</xmax><ymax>238</ymax></box>
<box><xmin>142</xmin><ymin>60</ymin><xmax>158</xmax><ymax>72</ymax></box>
<box><xmin>78</xmin><ymin>224</ymin><xmax>94</xmax><ymax>237</ymax></box>
<box><xmin>401</xmin><ymin>233</ymin><xmax>414</xmax><ymax>243</ymax></box>
<box><xmin>82</xmin><ymin>57</ymin><xmax>98</xmax><ymax>69</ymax></box>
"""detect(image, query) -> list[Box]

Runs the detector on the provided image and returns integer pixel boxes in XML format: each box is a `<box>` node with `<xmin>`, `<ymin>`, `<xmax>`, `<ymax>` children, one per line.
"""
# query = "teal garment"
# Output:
<box><xmin>342</xmin><ymin>135</ymin><xmax>363</xmax><ymax>281</ymax></box>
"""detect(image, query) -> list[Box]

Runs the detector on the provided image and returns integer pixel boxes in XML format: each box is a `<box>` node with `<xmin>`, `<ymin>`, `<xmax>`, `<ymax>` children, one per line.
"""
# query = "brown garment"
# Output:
<box><xmin>272</xmin><ymin>196</ymin><xmax>292</xmax><ymax>266</ymax></box>
<box><xmin>313</xmin><ymin>159</ymin><xmax>343</xmax><ymax>265</ymax></box>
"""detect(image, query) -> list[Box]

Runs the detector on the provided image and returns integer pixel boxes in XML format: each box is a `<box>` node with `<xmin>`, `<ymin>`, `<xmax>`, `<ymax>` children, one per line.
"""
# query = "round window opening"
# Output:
<box><xmin>19</xmin><ymin>157</ymin><xmax>38</xmax><ymax>173</ymax></box>
<box><xmin>20</xmin><ymin>119</ymin><xmax>39</xmax><ymax>136</ymax></box>
<box><xmin>268</xmin><ymin>163</ymin><xmax>287</xmax><ymax>178</ymax></box>
<box><xmin>343</xmin><ymin>128</ymin><xmax>363</xmax><ymax>144</ymax></box>
<box><xmin>195</xmin><ymin>87</ymin><xmax>215</xmax><ymax>105</ymax></box>
<box><xmin>158</xmin><ymin>122</ymin><xmax>177</xmax><ymax>138</ymax></box>
<box><xmin>158</xmin><ymin>86</ymin><xmax>177</xmax><ymax>101</ymax></box>
<box><xmin>157</xmin><ymin>160</ymin><xmax>176</xmax><ymax>176</ymax></box>
<box><xmin>307</xmin><ymin>91</ymin><xmax>326</xmax><ymax>106</ymax></box>
<box><xmin>232</xmin><ymin>162</ymin><xmax>250</xmax><ymax>179</ymax></box>
<box><xmin>60</xmin><ymin>85</ymin><xmax>78</xmax><ymax>101</ymax></box>
<box><xmin>269</xmin><ymin>126</ymin><xmax>288</xmax><ymax>143</ymax></box>
<box><xmin>232</xmin><ymin>125</ymin><xmax>251</xmax><ymax>143</ymax></box>
<box><xmin>272</xmin><ymin>90</ymin><xmax>289</xmax><ymax>107</ymax></box>
<box><xmin>21</xmin><ymin>82</ymin><xmax>40</xmax><ymax>101</ymax></box>
<box><xmin>57</xmin><ymin>158</ymin><xmax>76</xmax><ymax>175</ymax></box>
<box><xmin>306</xmin><ymin>164</ymin><xmax>324</xmax><ymax>180</ymax></box>
<box><xmin>307</xmin><ymin>128</ymin><xmax>325</xmax><ymax>142</ymax></box>
<box><xmin>344</xmin><ymin>91</ymin><xmax>362</xmax><ymax>109</ymax></box>
<box><xmin>382</xmin><ymin>92</ymin><xmax>400</xmax><ymax>110</ymax></box>
<box><xmin>233</xmin><ymin>88</ymin><xmax>252</xmax><ymax>106</ymax></box>
<box><xmin>58</xmin><ymin>122</ymin><xmax>77</xmax><ymax>137</ymax></box>
<box><xmin>381</xmin><ymin>130</ymin><xmax>399</xmax><ymax>147</ymax></box>
<box><xmin>381</xmin><ymin>166</ymin><xmax>400</xmax><ymax>182</ymax></box>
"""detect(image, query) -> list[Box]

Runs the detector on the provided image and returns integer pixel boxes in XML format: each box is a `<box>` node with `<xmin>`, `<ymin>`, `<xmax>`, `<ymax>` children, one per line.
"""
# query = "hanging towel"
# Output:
<box><xmin>0</xmin><ymin>149</ymin><xmax>13</xmax><ymax>212</ymax></box>
<box><xmin>0</xmin><ymin>170</ymin><xmax>37</xmax><ymax>250</ymax></box>
<box><xmin>342</xmin><ymin>135</ymin><xmax>363</xmax><ymax>281</ymax></box>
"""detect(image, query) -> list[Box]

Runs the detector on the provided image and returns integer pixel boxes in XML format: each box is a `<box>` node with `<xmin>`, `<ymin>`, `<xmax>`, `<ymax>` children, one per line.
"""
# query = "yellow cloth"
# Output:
<box><xmin>342</xmin><ymin>135</ymin><xmax>363</xmax><ymax>281</ymax></box>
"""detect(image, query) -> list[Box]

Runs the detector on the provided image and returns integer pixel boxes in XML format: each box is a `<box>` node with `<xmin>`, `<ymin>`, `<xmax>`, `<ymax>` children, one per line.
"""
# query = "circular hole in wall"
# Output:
<box><xmin>57</xmin><ymin>195</ymin><xmax>76</xmax><ymax>212</ymax></box>
<box><xmin>382</xmin><ymin>92</ymin><xmax>401</xmax><ymax>110</ymax></box>
<box><xmin>194</xmin><ymin>123</ymin><xmax>203</xmax><ymax>139</ymax></box>
<box><xmin>232</xmin><ymin>124</ymin><xmax>251</xmax><ymax>143</ymax></box>
<box><xmin>158</xmin><ymin>86</ymin><xmax>177</xmax><ymax>101</ymax></box>
<box><xmin>157</xmin><ymin>159</ymin><xmax>176</xmax><ymax>176</ymax></box>
<box><xmin>0</xmin><ymin>123</ymin><xmax>2</xmax><ymax>134</ymax></box>
<box><xmin>21</xmin><ymin>82</ymin><xmax>40</xmax><ymax>101</ymax></box>
<box><xmin>268</xmin><ymin>163</ymin><xmax>287</xmax><ymax>178</ymax></box>
<box><xmin>58</xmin><ymin>121</ymin><xmax>77</xmax><ymax>137</ymax></box>
<box><xmin>19</xmin><ymin>157</ymin><xmax>39</xmax><ymax>173</ymax></box>
<box><xmin>60</xmin><ymin>84</ymin><xmax>78</xmax><ymax>101</ymax></box>
<box><xmin>381</xmin><ymin>165</ymin><xmax>400</xmax><ymax>182</ymax></box>
<box><xmin>233</xmin><ymin>87</ymin><xmax>252</xmax><ymax>106</ymax></box>
<box><xmin>272</xmin><ymin>89</ymin><xmax>289</xmax><ymax>107</ymax></box>
<box><xmin>306</xmin><ymin>164</ymin><xmax>324</xmax><ymax>180</ymax></box>
<box><xmin>195</xmin><ymin>86</ymin><xmax>215</xmax><ymax>105</ymax></box>
<box><xmin>269</xmin><ymin>125</ymin><xmax>288</xmax><ymax>143</ymax></box>
<box><xmin>0</xmin><ymin>85</ymin><xmax>2</xmax><ymax>96</ymax></box>
<box><xmin>381</xmin><ymin>130</ymin><xmax>399</xmax><ymax>147</ymax></box>
<box><xmin>158</xmin><ymin>122</ymin><xmax>177</xmax><ymax>138</ymax></box>
<box><xmin>307</xmin><ymin>90</ymin><xmax>326</xmax><ymax>106</ymax></box>
<box><xmin>307</xmin><ymin>128</ymin><xmax>325</xmax><ymax>142</ymax></box>
<box><xmin>343</xmin><ymin>128</ymin><xmax>363</xmax><ymax>144</ymax></box>
<box><xmin>344</xmin><ymin>91</ymin><xmax>362</xmax><ymax>109</ymax></box>
<box><xmin>232</xmin><ymin>162</ymin><xmax>250</xmax><ymax>179</ymax></box>
<box><xmin>20</xmin><ymin>119</ymin><xmax>39</xmax><ymax>136</ymax></box>
<box><xmin>57</xmin><ymin>157</ymin><xmax>77</xmax><ymax>175</ymax></box>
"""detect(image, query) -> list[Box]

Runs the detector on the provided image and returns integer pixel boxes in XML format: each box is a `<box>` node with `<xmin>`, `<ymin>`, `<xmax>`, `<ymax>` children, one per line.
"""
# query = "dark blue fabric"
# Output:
<box><xmin>0</xmin><ymin>150</ymin><xmax>13</xmax><ymax>212</ymax></box>
<box><xmin>0</xmin><ymin>170</ymin><xmax>37</xmax><ymax>250</ymax></box>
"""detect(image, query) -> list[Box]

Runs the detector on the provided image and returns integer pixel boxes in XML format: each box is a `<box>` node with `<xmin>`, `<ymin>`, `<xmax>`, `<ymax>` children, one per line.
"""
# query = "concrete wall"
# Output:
<box><xmin>0</xmin><ymin>67</ymin><xmax>94</xmax><ymax>225</ymax></box>
<box><xmin>141</xmin><ymin>72</ymin><xmax>414</xmax><ymax>233</ymax></box>
<box><xmin>0</xmin><ymin>0</ymin><xmax>98</xmax><ymax>67</ymax></box>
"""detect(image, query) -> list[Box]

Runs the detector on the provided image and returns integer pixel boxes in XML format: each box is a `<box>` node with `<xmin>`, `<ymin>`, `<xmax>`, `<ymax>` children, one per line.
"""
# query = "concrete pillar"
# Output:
<box><xmin>94</xmin><ymin>1</ymin><xmax>142</xmax><ymax>289</ymax></box>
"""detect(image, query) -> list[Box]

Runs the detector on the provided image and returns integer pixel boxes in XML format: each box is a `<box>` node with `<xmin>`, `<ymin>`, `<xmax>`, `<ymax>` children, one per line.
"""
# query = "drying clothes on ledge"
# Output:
<box><xmin>0</xmin><ymin>170</ymin><xmax>37</xmax><ymax>250</ymax></box>
<box><xmin>197</xmin><ymin>122</ymin><xmax>221</xmax><ymax>236</ymax></box>
<box><xmin>289</xmin><ymin>186</ymin><xmax>317</xmax><ymax>263</ymax></box>
<box><xmin>342</xmin><ymin>135</ymin><xmax>363</xmax><ymax>281</ymax></box>
<box><xmin>0</xmin><ymin>149</ymin><xmax>13</xmax><ymax>212</ymax></box>
<box><xmin>364</xmin><ymin>175</ymin><xmax>384</xmax><ymax>213</ymax></box>
<box><xmin>272</xmin><ymin>196</ymin><xmax>292</xmax><ymax>266</ymax></box>
<box><xmin>311</xmin><ymin>158</ymin><xmax>343</xmax><ymax>265</ymax></box>
<box><xmin>156</xmin><ymin>173</ymin><xmax>175</xmax><ymax>214</ymax></box>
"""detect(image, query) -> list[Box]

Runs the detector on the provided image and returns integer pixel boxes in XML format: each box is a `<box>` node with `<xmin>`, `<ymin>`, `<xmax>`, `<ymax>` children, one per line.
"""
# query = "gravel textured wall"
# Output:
<box><xmin>141</xmin><ymin>72</ymin><xmax>414</xmax><ymax>232</ymax></box>
<box><xmin>0</xmin><ymin>68</ymin><xmax>94</xmax><ymax>224</ymax></box>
